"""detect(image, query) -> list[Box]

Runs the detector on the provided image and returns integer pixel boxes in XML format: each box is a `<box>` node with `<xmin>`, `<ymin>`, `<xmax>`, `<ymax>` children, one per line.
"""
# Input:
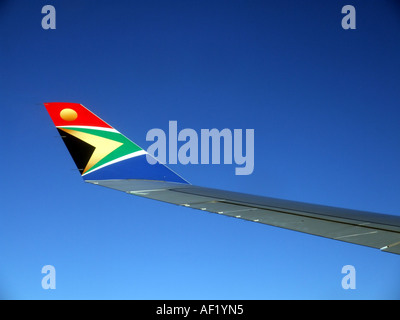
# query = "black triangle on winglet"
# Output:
<box><xmin>57</xmin><ymin>128</ymin><xmax>95</xmax><ymax>174</ymax></box>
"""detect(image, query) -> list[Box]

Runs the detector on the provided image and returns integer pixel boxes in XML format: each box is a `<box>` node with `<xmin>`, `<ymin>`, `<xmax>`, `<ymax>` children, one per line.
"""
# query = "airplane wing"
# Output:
<box><xmin>44</xmin><ymin>102</ymin><xmax>400</xmax><ymax>255</ymax></box>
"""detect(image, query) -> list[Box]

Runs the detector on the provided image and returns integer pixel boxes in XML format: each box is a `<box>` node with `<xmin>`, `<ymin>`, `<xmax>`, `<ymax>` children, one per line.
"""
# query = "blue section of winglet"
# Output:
<box><xmin>83</xmin><ymin>154</ymin><xmax>189</xmax><ymax>184</ymax></box>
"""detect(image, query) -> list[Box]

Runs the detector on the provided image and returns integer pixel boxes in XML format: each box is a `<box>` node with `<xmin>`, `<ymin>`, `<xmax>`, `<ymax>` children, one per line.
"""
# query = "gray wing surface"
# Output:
<box><xmin>87</xmin><ymin>179</ymin><xmax>400</xmax><ymax>255</ymax></box>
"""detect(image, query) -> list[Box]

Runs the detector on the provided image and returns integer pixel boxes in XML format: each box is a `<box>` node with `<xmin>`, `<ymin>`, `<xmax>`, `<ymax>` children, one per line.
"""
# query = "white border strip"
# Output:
<box><xmin>57</xmin><ymin>125</ymin><xmax>119</xmax><ymax>133</ymax></box>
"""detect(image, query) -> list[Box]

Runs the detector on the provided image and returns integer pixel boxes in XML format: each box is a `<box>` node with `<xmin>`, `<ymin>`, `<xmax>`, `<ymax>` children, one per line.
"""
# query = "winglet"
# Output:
<box><xmin>44</xmin><ymin>102</ymin><xmax>189</xmax><ymax>184</ymax></box>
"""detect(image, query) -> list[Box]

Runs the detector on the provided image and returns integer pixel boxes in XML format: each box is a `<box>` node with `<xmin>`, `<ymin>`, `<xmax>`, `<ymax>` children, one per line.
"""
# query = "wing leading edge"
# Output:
<box><xmin>45</xmin><ymin>102</ymin><xmax>400</xmax><ymax>255</ymax></box>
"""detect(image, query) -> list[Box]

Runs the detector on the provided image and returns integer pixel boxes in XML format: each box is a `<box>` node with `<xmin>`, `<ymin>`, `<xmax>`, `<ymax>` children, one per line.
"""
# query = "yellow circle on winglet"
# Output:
<box><xmin>60</xmin><ymin>108</ymin><xmax>78</xmax><ymax>121</ymax></box>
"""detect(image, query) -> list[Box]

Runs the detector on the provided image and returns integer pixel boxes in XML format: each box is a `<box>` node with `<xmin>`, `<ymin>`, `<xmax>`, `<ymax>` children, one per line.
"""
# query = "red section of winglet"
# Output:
<box><xmin>44</xmin><ymin>102</ymin><xmax>113</xmax><ymax>128</ymax></box>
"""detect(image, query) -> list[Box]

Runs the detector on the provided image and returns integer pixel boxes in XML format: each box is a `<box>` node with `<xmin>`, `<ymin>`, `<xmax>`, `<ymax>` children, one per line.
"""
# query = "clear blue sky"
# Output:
<box><xmin>1</xmin><ymin>0</ymin><xmax>400</xmax><ymax>299</ymax></box>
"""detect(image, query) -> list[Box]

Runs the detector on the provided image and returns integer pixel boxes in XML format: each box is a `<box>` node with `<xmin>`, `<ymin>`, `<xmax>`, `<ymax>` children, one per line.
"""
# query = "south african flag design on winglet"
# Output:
<box><xmin>57</xmin><ymin>127</ymin><xmax>144</xmax><ymax>175</ymax></box>
<box><xmin>44</xmin><ymin>102</ymin><xmax>188</xmax><ymax>184</ymax></box>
